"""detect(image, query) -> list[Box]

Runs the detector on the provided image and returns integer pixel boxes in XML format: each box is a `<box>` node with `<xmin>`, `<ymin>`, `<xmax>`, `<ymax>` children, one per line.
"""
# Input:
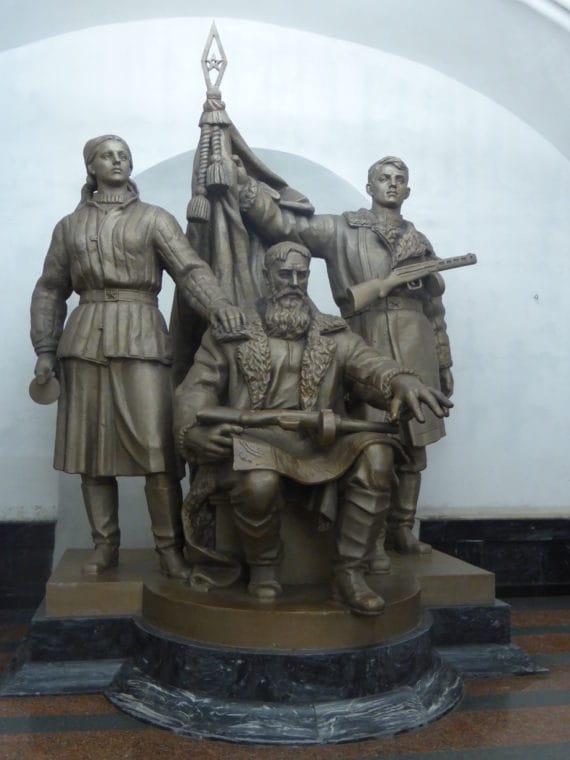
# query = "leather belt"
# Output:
<box><xmin>79</xmin><ymin>289</ymin><xmax>158</xmax><ymax>306</ymax></box>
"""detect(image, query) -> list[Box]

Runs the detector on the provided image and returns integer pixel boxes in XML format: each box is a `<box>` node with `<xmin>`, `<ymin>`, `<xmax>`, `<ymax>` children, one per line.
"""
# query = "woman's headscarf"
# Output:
<box><xmin>79</xmin><ymin>134</ymin><xmax>138</xmax><ymax>203</ymax></box>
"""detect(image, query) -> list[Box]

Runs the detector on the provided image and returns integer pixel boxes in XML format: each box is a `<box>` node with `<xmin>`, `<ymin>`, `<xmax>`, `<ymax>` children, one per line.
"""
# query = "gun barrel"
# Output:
<box><xmin>197</xmin><ymin>407</ymin><xmax>399</xmax><ymax>443</ymax></box>
<box><xmin>346</xmin><ymin>253</ymin><xmax>477</xmax><ymax>313</ymax></box>
<box><xmin>197</xmin><ymin>407</ymin><xmax>242</xmax><ymax>425</ymax></box>
<box><xmin>435</xmin><ymin>253</ymin><xmax>477</xmax><ymax>271</ymax></box>
<box><xmin>336</xmin><ymin>418</ymin><xmax>399</xmax><ymax>435</ymax></box>
<box><xmin>199</xmin><ymin>409</ymin><xmax>284</xmax><ymax>427</ymax></box>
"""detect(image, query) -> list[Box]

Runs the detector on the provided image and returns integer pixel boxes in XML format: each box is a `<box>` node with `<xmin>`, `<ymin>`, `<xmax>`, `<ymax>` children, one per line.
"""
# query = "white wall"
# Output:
<box><xmin>1</xmin><ymin>9</ymin><xmax>568</xmax><ymax>556</ymax></box>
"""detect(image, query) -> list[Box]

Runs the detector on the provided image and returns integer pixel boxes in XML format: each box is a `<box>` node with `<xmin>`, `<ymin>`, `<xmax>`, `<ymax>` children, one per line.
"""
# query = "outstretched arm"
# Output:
<box><xmin>233</xmin><ymin>157</ymin><xmax>336</xmax><ymax>260</ymax></box>
<box><xmin>342</xmin><ymin>332</ymin><xmax>452</xmax><ymax>422</ymax></box>
<box><xmin>153</xmin><ymin>209</ymin><xmax>244</xmax><ymax>333</ymax></box>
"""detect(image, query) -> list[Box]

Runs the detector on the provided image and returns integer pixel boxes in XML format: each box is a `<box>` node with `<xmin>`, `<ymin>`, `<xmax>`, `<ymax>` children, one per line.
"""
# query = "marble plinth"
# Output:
<box><xmin>106</xmin><ymin>614</ymin><xmax>462</xmax><ymax>744</ymax></box>
<box><xmin>430</xmin><ymin>600</ymin><xmax>511</xmax><ymax>645</ymax></box>
<box><xmin>436</xmin><ymin>643</ymin><xmax>548</xmax><ymax>678</ymax></box>
<box><xmin>0</xmin><ymin>546</ymin><xmax>544</xmax><ymax>744</ymax></box>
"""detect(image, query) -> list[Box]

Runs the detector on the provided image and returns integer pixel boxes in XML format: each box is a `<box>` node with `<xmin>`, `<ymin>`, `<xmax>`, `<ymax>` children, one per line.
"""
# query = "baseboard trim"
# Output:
<box><xmin>0</xmin><ymin>521</ymin><xmax>55</xmax><ymax>609</ymax></box>
<box><xmin>420</xmin><ymin>518</ymin><xmax>570</xmax><ymax>595</ymax></box>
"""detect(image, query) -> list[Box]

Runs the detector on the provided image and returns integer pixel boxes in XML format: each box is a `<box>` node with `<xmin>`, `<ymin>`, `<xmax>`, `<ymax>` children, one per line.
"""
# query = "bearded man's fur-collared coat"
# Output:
<box><xmin>174</xmin><ymin>303</ymin><xmax>407</xmax><ymax>481</ymax></box>
<box><xmin>174</xmin><ymin>302</ymin><xmax>413</xmax><ymax>573</ymax></box>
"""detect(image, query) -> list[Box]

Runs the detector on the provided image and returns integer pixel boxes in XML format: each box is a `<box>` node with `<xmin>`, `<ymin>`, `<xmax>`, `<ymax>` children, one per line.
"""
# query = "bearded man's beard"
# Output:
<box><xmin>264</xmin><ymin>293</ymin><xmax>312</xmax><ymax>339</ymax></box>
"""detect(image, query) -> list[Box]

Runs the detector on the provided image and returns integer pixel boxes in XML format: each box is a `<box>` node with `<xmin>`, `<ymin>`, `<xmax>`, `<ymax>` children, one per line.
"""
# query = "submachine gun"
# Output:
<box><xmin>347</xmin><ymin>253</ymin><xmax>477</xmax><ymax>313</ymax></box>
<box><xmin>197</xmin><ymin>407</ymin><xmax>399</xmax><ymax>447</ymax></box>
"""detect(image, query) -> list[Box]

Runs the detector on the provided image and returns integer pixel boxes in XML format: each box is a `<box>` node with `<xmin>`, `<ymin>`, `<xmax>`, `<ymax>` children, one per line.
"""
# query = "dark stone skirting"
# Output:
<box><xmin>429</xmin><ymin>600</ymin><xmax>510</xmax><ymax>645</ymax></box>
<box><xmin>0</xmin><ymin>521</ymin><xmax>55</xmax><ymax>609</ymax></box>
<box><xmin>421</xmin><ymin>519</ymin><xmax>570</xmax><ymax>595</ymax></box>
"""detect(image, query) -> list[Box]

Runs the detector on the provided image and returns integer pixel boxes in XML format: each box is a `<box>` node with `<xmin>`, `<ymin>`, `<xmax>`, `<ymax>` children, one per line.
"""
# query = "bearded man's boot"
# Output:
<box><xmin>81</xmin><ymin>476</ymin><xmax>120</xmax><ymax>574</ymax></box>
<box><xmin>386</xmin><ymin>472</ymin><xmax>432</xmax><ymax>555</ymax></box>
<box><xmin>333</xmin><ymin>486</ymin><xmax>390</xmax><ymax>615</ymax></box>
<box><xmin>233</xmin><ymin>506</ymin><xmax>283</xmax><ymax>601</ymax></box>
<box><xmin>145</xmin><ymin>476</ymin><xmax>192</xmax><ymax>580</ymax></box>
<box><xmin>230</xmin><ymin>471</ymin><xmax>283</xmax><ymax>602</ymax></box>
<box><xmin>367</xmin><ymin>523</ymin><xmax>392</xmax><ymax>574</ymax></box>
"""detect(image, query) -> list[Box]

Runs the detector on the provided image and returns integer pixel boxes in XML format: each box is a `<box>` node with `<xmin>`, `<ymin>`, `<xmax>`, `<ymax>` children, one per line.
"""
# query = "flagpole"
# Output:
<box><xmin>187</xmin><ymin>22</ymin><xmax>231</xmax><ymax>223</ymax></box>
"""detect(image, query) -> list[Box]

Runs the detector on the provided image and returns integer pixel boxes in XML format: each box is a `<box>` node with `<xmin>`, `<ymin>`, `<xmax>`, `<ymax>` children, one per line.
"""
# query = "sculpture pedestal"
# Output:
<box><xmin>107</xmin><ymin>614</ymin><xmax>460</xmax><ymax>744</ymax></box>
<box><xmin>0</xmin><ymin>549</ymin><xmax>544</xmax><ymax>744</ymax></box>
<box><xmin>43</xmin><ymin>547</ymin><xmax>496</xmax><ymax>619</ymax></box>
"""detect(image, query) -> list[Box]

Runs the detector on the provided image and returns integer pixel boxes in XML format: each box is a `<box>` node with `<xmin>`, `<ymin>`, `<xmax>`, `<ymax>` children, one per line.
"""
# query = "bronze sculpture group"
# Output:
<box><xmin>30</xmin><ymin>132</ymin><xmax>469</xmax><ymax>616</ymax></box>
<box><xmin>30</xmin><ymin>25</ymin><xmax>477</xmax><ymax>616</ymax></box>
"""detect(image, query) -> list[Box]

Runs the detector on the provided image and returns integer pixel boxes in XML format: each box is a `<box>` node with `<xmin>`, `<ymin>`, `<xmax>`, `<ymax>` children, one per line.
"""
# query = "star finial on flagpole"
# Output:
<box><xmin>201</xmin><ymin>22</ymin><xmax>227</xmax><ymax>93</ymax></box>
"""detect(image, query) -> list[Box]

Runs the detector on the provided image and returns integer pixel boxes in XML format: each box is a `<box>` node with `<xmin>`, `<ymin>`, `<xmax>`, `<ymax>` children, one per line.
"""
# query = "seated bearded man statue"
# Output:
<box><xmin>174</xmin><ymin>242</ymin><xmax>451</xmax><ymax>615</ymax></box>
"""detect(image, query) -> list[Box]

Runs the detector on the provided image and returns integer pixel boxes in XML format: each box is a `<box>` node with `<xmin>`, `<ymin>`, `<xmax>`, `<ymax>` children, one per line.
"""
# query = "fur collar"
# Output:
<box><xmin>344</xmin><ymin>209</ymin><xmax>434</xmax><ymax>264</ymax></box>
<box><xmin>234</xmin><ymin>305</ymin><xmax>347</xmax><ymax>410</ymax></box>
<box><xmin>344</xmin><ymin>208</ymin><xmax>384</xmax><ymax>228</ymax></box>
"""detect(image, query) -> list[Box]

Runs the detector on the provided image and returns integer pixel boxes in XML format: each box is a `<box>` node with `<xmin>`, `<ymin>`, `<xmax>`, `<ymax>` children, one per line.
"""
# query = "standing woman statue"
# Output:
<box><xmin>30</xmin><ymin>135</ymin><xmax>243</xmax><ymax>578</ymax></box>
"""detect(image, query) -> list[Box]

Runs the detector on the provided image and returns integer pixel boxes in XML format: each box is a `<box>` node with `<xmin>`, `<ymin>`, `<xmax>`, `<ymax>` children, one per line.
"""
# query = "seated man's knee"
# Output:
<box><xmin>241</xmin><ymin>470</ymin><xmax>281</xmax><ymax>509</ymax></box>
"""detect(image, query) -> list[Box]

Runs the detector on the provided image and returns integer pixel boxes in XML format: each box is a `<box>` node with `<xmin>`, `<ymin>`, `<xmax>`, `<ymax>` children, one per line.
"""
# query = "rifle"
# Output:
<box><xmin>346</xmin><ymin>253</ymin><xmax>477</xmax><ymax>313</ymax></box>
<box><xmin>196</xmin><ymin>407</ymin><xmax>398</xmax><ymax>447</ymax></box>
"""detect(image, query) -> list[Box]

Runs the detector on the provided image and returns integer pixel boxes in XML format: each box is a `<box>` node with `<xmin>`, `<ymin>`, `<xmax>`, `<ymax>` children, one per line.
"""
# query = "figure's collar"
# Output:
<box><xmin>233</xmin><ymin>302</ymin><xmax>343</xmax><ymax>411</ymax></box>
<box><xmin>88</xmin><ymin>189</ymin><xmax>138</xmax><ymax>209</ymax></box>
<box><xmin>372</xmin><ymin>207</ymin><xmax>404</xmax><ymax>230</ymax></box>
<box><xmin>92</xmin><ymin>192</ymin><xmax>128</xmax><ymax>204</ymax></box>
<box><xmin>344</xmin><ymin>208</ymin><xmax>376</xmax><ymax>227</ymax></box>
<box><xmin>345</xmin><ymin>207</ymin><xmax>404</xmax><ymax>230</ymax></box>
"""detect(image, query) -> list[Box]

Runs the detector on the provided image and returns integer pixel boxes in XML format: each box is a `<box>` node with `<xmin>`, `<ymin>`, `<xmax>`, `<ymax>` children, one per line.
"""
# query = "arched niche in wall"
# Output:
<box><xmin>135</xmin><ymin>148</ymin><xmax>367</xmax><ymax>316</ymax></box>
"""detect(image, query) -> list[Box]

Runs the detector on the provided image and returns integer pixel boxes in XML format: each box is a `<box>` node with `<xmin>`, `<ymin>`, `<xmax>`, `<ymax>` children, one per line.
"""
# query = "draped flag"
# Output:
<box><xmin>170</xmin><ymin>23</ymin><xmax>314</xmax><ymax>386</ymax></box>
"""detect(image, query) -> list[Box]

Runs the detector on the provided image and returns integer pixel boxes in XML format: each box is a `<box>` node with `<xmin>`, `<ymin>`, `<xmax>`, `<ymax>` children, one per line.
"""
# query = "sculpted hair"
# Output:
<box><xmin>367</xmin><ymin>156</ymin><xmax>409</xmax><ymax>184</ymax></box>
<box><xmin>79</xmin><ymin>135</ymin><xmax>137</xmax><ymax>204</ymax></box>
<box><xmin>83</xmin><ymin>134</ymin><xmax>133</xmax><ymax>169</ymax></box>
<box><xmin>264</xmin><ymin>241</ymin><xmax>312</xmax><ymax>270</ymax></box>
